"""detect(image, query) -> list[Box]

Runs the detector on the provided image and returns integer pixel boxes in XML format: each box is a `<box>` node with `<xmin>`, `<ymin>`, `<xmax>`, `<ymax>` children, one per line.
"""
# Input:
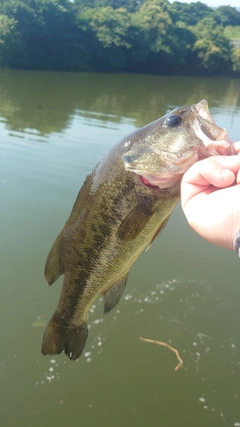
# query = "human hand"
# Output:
<box><xmin>181</xmin><ymin>142</ymin><xmax>240</xmax><ymax>251</ymax></box>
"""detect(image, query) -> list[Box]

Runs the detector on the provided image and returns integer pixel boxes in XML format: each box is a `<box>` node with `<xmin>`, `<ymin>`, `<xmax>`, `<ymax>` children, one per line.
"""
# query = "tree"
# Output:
<box><xmin>0</xmin><ymin>0</ymin><xmax>87</xmax><ymax>70</ymax></box>
<box><xmin>0</xmin><ymin>14</ymin><xmax>17</xmax><ymax>45</ymax></box>
<box><xmin>169</xmin><ymin>1</ymin><xmax>213</xmax><ymax>26</ymax></box>
<box><xmin>193</xmin><ymin>17</ymin><xmax>231</xmax><ymax>73</ymax></box>
<box><xmin>0</xmin><ymin>14</ymin><xmax>19</xmax><ymax>66</ymax></box>
<box><xmin>74</xmin><ymin>0</ymin><xmax>141</xmax><ymax>12</ymax></box>
<box><xmin>231</xmin><ymin>49</ymin><xmax>240</xmax><ymax>73</ymax></box>
<box><xmin>132</xmin><ymin>0</ymin><xmax>173</xmax><ymax>54</ymax></box>
<box><xmin>212</xmin><ymin>6</ymin><xmax>240</xmax><ymax>27</ymax></box>
<box><xmin>90</xmin><ymin>6</ymin><xmax>133</xmax><ymax>48</ymax></box>
<box><xmin>0</xmin><ymin>0</ymin><xmax>238</xmax><ymax>76</ymax></box>
<box><xmin>166</xmin><ymin>22</ymin><xmax>196</xmax><ymax>71</ymax></box>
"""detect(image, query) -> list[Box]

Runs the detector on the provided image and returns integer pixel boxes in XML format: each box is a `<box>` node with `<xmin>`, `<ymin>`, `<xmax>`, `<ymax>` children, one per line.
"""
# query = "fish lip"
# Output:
<box><xmin>191</xmin><ymin>100</ymin><xmax>234</xmax><ymax>155</ymax></box>
<box><xmin>123</xmin><ymin>99</ymin><xmax>234</xmax><ymax>190</ymax></box>
<box><xmin>137</xmin><ymin>173</ymin><xmax>178</xmax><ymax>191</ymax></box>
<box><xmin>139</xmin><ymin>175</ymin><xmax>162</xmax><ymax>190</ymax></box>
<box><xmin>192</xmin><ymin>99</ymin><xmax>214</xmax><ymax>123</ymax></box>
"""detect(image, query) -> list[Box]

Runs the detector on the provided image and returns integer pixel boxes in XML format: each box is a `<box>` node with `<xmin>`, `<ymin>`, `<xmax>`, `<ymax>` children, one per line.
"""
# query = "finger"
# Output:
<box><xmin>181</xmin><ymin>156</ymin><xmax>240</xmax><ymax>208</ymax></box>
<box><xmin>199</xmin><ymin>159</ymin><xmax>236</xmax><ymax>188</ymax></box>
<box><xmin>233</xmin><ymin>141</ymin><xmax>240</xmax><ymax>154</ymax></box>
<box><xmin>233</xmin><ymin>143</ymin><xmax>240</xmax><ymax>183</ymax></box>
<box><xmin>183</xmin><ymin>155</ymin><xmax>240</xmax><ymax>186</ymax></box>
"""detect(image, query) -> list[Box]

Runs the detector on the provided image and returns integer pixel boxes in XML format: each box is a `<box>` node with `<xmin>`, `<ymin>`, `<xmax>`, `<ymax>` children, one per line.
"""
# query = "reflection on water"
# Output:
<box><xmin>0</xmin><ymin>70</ymin><xmax>240</xmax><ymax>136</ymax></box>
<box><xmin>0</xmin><ymin>70</ymin><xmax>240</xmax><ymax>427</ymax></box>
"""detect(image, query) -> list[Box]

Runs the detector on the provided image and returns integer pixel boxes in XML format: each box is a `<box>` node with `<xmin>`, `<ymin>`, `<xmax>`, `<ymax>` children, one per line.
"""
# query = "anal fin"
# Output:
<box><xmin>102</xmin><ymin>273</ymin><xmax>129</xmax><ymax>314</ymax></box>
<box><xmin>44</xmin><ymin>231</ymin><xmax>64</xmax><ymax>285</ymax></box>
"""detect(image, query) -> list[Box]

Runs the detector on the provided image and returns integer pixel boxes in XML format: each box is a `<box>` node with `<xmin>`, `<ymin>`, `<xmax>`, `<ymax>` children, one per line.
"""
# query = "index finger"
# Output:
<box><xmin>234</xmin><ymin>141</ymin><xmax>240</xmax><ymax>154</ymax></box>
<box><xmin>181</xmin><ymin>156</ymin><xmax>240</xmax><ymax>209</ymax></box>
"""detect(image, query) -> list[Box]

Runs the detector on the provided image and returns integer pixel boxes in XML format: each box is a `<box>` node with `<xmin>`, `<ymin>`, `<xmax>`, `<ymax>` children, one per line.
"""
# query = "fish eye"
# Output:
<box><xmin>165</xmin><ymin>114</ymin><xmax>182</xmax><ymax>127</ymax></box>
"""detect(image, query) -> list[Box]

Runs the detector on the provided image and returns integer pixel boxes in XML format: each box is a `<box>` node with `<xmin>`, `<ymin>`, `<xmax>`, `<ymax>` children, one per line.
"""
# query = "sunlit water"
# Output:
<box><xmin>0</xmin><ymin>70</ymin><xmax>240</xmax><ymax>427</ymax></box>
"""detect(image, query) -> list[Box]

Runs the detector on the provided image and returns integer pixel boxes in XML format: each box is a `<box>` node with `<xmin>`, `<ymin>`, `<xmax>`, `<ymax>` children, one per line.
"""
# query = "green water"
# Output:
<box><xmin>1</xmin><ymin>70</ymin><xmax>240</xmax><ymax>427</ymax></box>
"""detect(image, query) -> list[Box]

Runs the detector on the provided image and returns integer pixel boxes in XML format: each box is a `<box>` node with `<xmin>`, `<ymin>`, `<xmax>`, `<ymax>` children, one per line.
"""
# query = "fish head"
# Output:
<box><xmin>122</xmin><ymin>99</ymin><xmax>234</xmax><ymax>190</ymax></box>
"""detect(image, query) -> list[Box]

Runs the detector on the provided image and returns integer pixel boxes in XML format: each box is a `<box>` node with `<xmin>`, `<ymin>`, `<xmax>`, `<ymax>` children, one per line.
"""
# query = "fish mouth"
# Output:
<box><xmin>192</xmin><ymin>100</ymin><xmax>234</xmax><ymax>157</ymax></box>
<box><xmin>123</xmin><ymin>100</ymin><xmax>234</xmax><ymax>190</ymax></box>
<box><xmin>137</xmin><ymin>150</ymin><xmax>199</xmax><ymax>190</ymax></box>
<box><xmin>139</xmin><ymin>175</ymin><xmax>165</xmax><ymax>189</ymax></box>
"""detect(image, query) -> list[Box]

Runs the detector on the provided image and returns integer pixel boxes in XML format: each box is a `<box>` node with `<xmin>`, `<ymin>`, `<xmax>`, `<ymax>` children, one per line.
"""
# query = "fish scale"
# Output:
<box><xmin>41</xmin><ymin>100</ymin><xmax>233</xmax><ymax>360</ymax></box>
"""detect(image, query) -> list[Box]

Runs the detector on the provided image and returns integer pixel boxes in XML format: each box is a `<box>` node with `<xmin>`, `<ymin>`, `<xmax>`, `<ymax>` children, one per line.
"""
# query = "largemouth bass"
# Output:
<box><xmin>42</xmin><ymin>100</ymin><xmax>233</xmax><ymax>360</ymax></box>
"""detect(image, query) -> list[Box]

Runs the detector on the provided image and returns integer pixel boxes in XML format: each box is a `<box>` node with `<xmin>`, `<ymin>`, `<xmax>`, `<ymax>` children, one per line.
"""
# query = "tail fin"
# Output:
<box><xmin>41</xmin><ymin>316</ymin><xmax>88</xmax><ymax>361</ymax></box>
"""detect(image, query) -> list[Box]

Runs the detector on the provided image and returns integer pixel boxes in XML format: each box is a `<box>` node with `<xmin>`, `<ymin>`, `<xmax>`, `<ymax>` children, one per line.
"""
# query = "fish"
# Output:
<box><xmin>41</xmin><ymin>99</ymin><xmax>233</xmax><ymax>360</ymax></box>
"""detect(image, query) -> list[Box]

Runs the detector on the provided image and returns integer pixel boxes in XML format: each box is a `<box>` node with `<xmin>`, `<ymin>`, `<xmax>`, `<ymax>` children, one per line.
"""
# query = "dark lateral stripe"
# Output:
<box><xmin>59</xmin><ymin>175</ymin><xmax>136</xmax><ymax>321</ymax></box>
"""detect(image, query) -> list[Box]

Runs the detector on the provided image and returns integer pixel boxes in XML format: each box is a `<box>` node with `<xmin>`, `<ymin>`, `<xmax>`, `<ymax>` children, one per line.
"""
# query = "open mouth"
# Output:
<box><xmin>192</xmin><ymin>101</ymin><xmax>234</xmax><ymax>156</ymax></box>
<box><xmin>137</xmin><ymin>169</ymin><xmax>185</xmax><ymax>190</ymax></box>
<box><xmin>123</xmin><ymin>100</ymin><xmax>234</xmax><ymax>191</ymax></box>
<box><xmin>139</xmin><ymin>175</ymin><xmax>160</xmax><ymax>189</ymax></box>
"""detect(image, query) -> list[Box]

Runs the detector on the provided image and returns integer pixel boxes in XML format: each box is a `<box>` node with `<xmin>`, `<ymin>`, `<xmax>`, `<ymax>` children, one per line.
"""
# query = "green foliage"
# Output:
<box><xmin>0</xmin><ymin>0</ymin><xmax>88</xmax><ymax>69</ymax></box>
<box><xmin>170</xmin><ymin>1</ymin><xmax>213</xmax><ymax>26</ymax></box>
<box><xmin>90</xmin><ymin>6</ymin><xmax>133</xmax><ymax>48</ymax></box>
<box><xmin>97</xmin><ymin>0</ymin><xmax>141</xmax><ymax>12</ymax></box>
<box><xmin>132</xmin><ymin>0</ymin><xmax>172</xmax><ymax>53</ymax></box>
<box><xmin>231</xmin><ymin>48</ymin><xmax>240</xmax><ymax>72</ymax></box>
<box><xmin>212</xmin><ymin>6</ymin><xmax>240</xmax><ymax>26</ymax></box>
<box><xmin>0</xmin><ymin>14</ymin><xmax>17</xmax><ymax>43</ymax></box>
<box><xmin>192</xmin><ymin>17</ymin><xmax>232</xmax><ymax>73</ymax></box>
<box><xmin>224</xmin><ymin>25</ymin><xmax>240</xmax><ymax>40</ymax></box>
<box><xmin>0</xmin><ymin>14</ymin><xmax>18</xmax><ymax>65</ymax></box>
<box><xmin>74</xmin><ymin>0</ymin><xmax>141</xmax><ymax>12</ymax></box>
<box><xmin>0</xmin><ymin>0</ymin><xmax>239</xmax><ymax>76</ymax></box>
<box><xmin>166</xmin><ymin>21</ymin><xmax>196</xmax><ymax>66</ymax></box>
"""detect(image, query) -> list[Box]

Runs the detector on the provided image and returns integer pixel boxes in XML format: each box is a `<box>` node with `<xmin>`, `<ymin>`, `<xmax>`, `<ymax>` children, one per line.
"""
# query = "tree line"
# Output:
<box><xmin>0</xmin><ymin>0</ymin><xmax>240</xmax><ymax>76</ymax></box>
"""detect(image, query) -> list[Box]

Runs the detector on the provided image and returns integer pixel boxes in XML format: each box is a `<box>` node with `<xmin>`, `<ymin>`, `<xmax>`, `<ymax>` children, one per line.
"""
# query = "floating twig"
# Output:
<box><xmin>139</xmin><ymin>337</ymin><xmax>183</xmax><ymax>371</ymax></box>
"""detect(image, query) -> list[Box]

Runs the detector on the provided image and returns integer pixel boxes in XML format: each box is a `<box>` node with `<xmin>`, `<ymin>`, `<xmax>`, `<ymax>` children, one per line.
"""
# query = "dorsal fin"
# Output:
<box><xmin>44</xmin><ymin>231</ymin><xmax>64</xmax><ymax>285</ymax></box>
<box><xmin>102</xmin><ymin>273</ymin><xmax>129</xmax><ymax>314</ymax></box>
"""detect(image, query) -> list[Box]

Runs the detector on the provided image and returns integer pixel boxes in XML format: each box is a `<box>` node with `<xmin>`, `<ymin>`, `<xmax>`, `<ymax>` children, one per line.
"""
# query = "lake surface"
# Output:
<box><xmin>1</xmin><ymin>70</ymin><xmax>240</xmax><ymax>427</ymax></box>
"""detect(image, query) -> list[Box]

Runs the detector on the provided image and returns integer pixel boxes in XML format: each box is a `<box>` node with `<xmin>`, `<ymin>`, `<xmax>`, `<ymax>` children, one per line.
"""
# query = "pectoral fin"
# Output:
<box><xmin>146</xmin><ymin>216</ymin><xmax>170</xmax><ymax>251</ymax></box>
<box><xmin>102</xmin><ymin>273</ymin><xmax>129</xmax><ymax>314</ymax></box>
<box><xmin>117</xmin><ymin>202</ymin><xmax>153</xmax><ymax>242</ymax></box>
<box><xmin>44</xmin><ymin>231</ymin><xmax>64</xmax><ymax>285</ymax></box>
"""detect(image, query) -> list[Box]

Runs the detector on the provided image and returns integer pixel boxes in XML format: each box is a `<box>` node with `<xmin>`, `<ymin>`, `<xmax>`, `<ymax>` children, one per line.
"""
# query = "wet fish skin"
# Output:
<box><xmin>42</xmin><ymin>100</ymin><xmax>233</xmax><ymax>360</ymax></box>
<box><xmin>42</xmin><ymin>145</ymin><xmax>178</xmax><ymax>360</ymax></box>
